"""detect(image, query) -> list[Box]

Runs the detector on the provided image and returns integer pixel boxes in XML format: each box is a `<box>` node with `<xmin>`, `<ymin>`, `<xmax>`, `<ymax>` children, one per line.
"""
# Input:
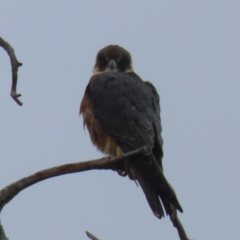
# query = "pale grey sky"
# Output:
<box><xmin>1</xmin><ymin>1</ymin><xmax>240</xmax><ymax>239</ymax></box>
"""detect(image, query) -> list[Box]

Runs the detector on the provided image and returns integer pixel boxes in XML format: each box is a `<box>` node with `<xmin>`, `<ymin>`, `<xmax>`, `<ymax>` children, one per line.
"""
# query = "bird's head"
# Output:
<box><xmin>93</xmin><ymin>45</ymin><xmax>133</xmax><ymax>74</ymax></box>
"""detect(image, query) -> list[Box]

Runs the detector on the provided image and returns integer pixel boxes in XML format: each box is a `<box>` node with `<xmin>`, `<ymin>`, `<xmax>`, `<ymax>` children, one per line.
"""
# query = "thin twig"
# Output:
<box><xmin>170</xmin><ymin>207</ymin><xmax>191</xmax><ymax>240</ymax></box>
<box><xmin>0</xmin><ymin>36</ymin><xmax>23</xmax><ymax>106</ymax></box>
<box><xmin>86</xmin><ymin>231</ymin><xmax>100</xmax><ymax>240</ymax></box>
<box><xmin>0</xmin><ymin>220</ymin><xmax>8</xmax><ymax>240</ymax></box>
<box><xmin>0</xmin><ymin>146</ymin><xmax>148</xmax><ymax>212</ymax></box>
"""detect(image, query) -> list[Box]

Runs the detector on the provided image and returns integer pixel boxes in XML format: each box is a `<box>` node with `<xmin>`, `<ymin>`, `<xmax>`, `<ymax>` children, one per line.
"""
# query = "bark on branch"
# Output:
<box><xmin>0</xmin><ymin>220</ymin><xmax>8</xmax><ymax>240</ymax></box>
<box><xmin>86</xmin><ymin>231</ymin><xmax>100</xmax><ymax>240</ymax></box>
<box><xmin>0</xmin><ymin>147</ymin><xmax>148</xmax><ymax>212</ymax></box>
<box><xmin>0</xmin><ymin>36</ymin><xmax>22</xmax><ymax>106</ymax></box>
<box><xmin>170</xmin><ymin>207</ymin><xmax>192</xmax><ymax>240</ymax></box>
<box><xmin>0</xmin><ymin>146</ymin><xmax>191</xmax><ymax>240</ymax></box>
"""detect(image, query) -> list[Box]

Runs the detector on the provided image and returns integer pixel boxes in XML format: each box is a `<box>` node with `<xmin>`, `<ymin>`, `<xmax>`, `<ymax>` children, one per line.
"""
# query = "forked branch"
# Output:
<box><xmin>0</xmin><ymin>147</ymin><xmax>148</xmax><ymax>212</ymax></box>
<box><xmin>0</xmin><ymin>36</ymin><xmax>22</xmax><ymax>106</ymax></box>
<box><xmin>0</xmin><ymin>147</ymin><xmax>190</xmax><ymax>240</ymax></box>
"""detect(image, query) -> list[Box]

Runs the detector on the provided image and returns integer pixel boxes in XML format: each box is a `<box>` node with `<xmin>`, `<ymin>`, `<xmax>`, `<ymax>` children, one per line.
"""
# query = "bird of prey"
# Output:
<box><xmin>80</xmin><ymin>45</ymin><xmax>183</xmax><ymax>218</ymax></box>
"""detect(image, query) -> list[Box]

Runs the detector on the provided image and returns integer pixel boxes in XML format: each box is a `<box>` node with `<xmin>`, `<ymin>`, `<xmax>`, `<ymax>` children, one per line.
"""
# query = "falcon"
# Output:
<box><xmin>80</xmin><ymin>45</ymin><xmax>183</xmax><ymax>218</ymax></box>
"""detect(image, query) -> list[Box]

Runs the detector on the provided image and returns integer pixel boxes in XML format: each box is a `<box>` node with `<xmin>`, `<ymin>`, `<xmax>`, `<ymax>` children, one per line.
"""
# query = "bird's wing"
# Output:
<box><xmin>86</xmin><ymin>71</ymin><xmax>182</xmax><ymax>217</ymax></box>
<box><xmin>87</xmin><ymin>72</ymin><xmax>160</xmax><ymax>154</ymax></box>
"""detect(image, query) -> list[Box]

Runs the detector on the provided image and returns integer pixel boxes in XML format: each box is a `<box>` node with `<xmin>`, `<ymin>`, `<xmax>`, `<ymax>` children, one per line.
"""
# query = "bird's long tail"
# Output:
<box><xmin>130</xmin><ymin>154</ymin><xmax>183</xmax><ymax>218</ymax></box>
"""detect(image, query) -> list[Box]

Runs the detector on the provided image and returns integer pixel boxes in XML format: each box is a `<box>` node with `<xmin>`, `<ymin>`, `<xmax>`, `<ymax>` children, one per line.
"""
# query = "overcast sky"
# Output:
<box><xmin>1</xmin><ymin>1</ymin><xmax>240</xmax><ymax>240</ymax></box>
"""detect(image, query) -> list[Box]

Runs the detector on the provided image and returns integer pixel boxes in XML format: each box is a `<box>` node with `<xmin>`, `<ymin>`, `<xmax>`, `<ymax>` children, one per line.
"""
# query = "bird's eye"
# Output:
<box><xmin>100</xmin><ymin>57</ymin><xmax>107</xmax><ymax>64</ymax></box>
<box><xmin>120</xmin><ymin>58</ymin><xmax>126</xmax><ymax>64</ymax></box>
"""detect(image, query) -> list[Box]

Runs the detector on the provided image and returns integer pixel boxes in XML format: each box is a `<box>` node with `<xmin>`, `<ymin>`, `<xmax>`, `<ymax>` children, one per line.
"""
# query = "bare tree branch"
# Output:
<box><xmin>170</xmin><ymin>207</ymin><xmax>192</xmax><ymax>240</ymax></box>
<box><xmin>0</xmin><ymin>36</ymin><xmax>23</xmax><ymax>106</ymax></box>
<box><xmin>0</xmin><ymin>147</ymin><xmax>148</xmax><ymax>212</ymax></box>
<box><xmin>0</xmin><ymin>147</ymin><xmax>147</xmax><ymax>240</ymax></box>
<box><xmin>86</xmin><ymin>231</ymin><xmax>100</xmax><ymax>240</ymax></box>
<box><xmin>0</xmin><ymin>146</ymin><xmax>191</xmax><ymax>240</ymax></box>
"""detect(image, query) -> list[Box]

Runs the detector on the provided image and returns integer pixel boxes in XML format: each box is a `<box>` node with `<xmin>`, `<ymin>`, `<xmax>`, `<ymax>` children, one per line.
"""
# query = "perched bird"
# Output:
<box><xmin>80</xmin><ymin>45</ymin><xmax>183</xmax><ymax>218</ymax></box>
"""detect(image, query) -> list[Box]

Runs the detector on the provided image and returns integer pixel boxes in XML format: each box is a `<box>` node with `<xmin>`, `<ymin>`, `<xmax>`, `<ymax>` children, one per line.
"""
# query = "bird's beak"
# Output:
<box><xmin>107</xmin><ymin>59</ymin><xmax>118</xmax><ymax>70</ymax></box>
